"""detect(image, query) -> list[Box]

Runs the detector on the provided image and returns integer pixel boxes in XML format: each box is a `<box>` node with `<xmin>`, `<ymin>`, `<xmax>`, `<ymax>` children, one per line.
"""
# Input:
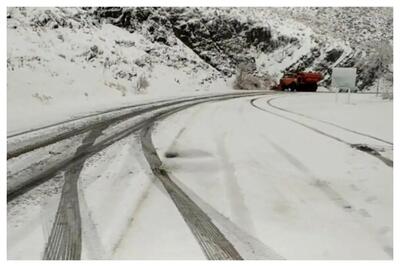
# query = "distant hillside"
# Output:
<box><xmin>7</xmin><ymin>7</ymin><xmax>393</xmax><ymax>130</ymax></box>
<box><xmin>93</xmin><ymin>7</ymin><xmax>393</xmax><ymax>90</ymax></box>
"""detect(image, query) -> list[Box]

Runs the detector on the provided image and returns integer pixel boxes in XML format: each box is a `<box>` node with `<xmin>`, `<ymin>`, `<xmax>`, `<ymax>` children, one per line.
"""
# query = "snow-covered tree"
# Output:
<box><xmin>368</xmin><ymin>41</ymin><xmax>393</xmax><ymax>97</ymax></box>
<box><xmin>371</xmin><ymin>41</ymin><xmax>392</xmax><ymax>75</ymax></box>
<box><xmin>355</xmin><ymin>41</ymin><xmax>392</xmax><ymax>96</ymax></box>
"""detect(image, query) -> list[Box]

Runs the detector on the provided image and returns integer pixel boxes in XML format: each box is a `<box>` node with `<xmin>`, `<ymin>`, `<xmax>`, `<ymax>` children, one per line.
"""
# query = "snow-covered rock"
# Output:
<box><xmin>7</xmin><ymin>7</ymin><xmax>393</xmax><ymax>132</ymax></box>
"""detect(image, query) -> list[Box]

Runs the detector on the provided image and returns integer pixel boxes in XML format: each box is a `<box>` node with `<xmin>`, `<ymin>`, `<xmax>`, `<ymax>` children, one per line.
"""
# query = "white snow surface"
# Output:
<box><xmin>7</xmin><ymin>93</ymin><xmax>392</xmax><ymax>259</ymax></box>
<box><xmin>7</xmin><ymin>6</ymin><xmax>393</xmax><ymax>260</ymax></box>
<box><xmin>7</xmin><ymin>7</ymin><xmax>229</xmax><ymax>134</ymax></box>
<box><xmin>150</xmin><ymin>94</ymin><xmax>392</xmax><ymax>259</ymax></box>
<box><xmin>8</xmin><ymin>7</ymin><xmax>391</xmax><ymax>135</ymax></box>
<box><xmin>270</xmin><ymin>93</ymin><xmax>393</xmax><ymax>143</ymax></box>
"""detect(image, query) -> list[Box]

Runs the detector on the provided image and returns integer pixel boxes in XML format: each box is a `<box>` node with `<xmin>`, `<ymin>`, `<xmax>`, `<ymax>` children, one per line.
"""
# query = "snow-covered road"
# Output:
<box><xmin>7</xmin><ymin>92</ymin><xmax>392</xmax><ymax>260</ymax></box>
<box><xmin>7</xmin><ymin>91</ymin><xmax>269</xmax><ymax>260</ymax></box>
<box><xmin>146</xmin><ymin>93</ymin><xmax>392</xmax><ymax>259</ymax></box>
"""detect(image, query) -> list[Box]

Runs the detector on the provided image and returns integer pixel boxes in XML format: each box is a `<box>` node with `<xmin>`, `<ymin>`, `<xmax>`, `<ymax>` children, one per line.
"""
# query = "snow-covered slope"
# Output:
<box><xmin>274</xmin><ymin>7</ymin><xmax>393</xmax><ymax>89</ymax></box>
<box><xmin>7</xmin><ymin>7</ymin><xmax>393</xmax><ymax>132</ymax></box>
<box><xmin>7</xmin><ymin>7</ymin><xmax>226</xmax><ymax>133</ymax></box>
<box><xmin>213</xmin><ymin>7</ymin><xmax>392</xmax><ymax>89</ymax></box>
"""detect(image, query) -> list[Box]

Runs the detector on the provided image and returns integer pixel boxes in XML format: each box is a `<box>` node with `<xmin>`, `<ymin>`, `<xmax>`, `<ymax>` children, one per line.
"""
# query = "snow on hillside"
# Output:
<box><xmin>274</xmin><ymin>7</ymin><xmax>393</xmax><ymax>89</ymax></box>
<box><xmin>221</xmin><ymin>7</ymin><xmax>392</xmax><ymax>89</ymax></box>
<box><xmin>91</xmin><ymin>7</ymin><xmax>392</xmax><ymax>90</ymax></box>
<box><xmin>280</xmin><ymin>7</ymin><xmax>393</xmax><ymax>50</ymax></box>
<box><xmin>7</xmin><ymin>7</ymin><xmax>226</xmax><ymax>133</ymax></box>
<box><xmin>198</xmin><ymin>7</ymin><xmax>319</xmax><ymax>79</ymax></box>
<box><xmin>7</xmin><ymin>7</ymin><xmax>393</xmax><ymax>133</ymax></box>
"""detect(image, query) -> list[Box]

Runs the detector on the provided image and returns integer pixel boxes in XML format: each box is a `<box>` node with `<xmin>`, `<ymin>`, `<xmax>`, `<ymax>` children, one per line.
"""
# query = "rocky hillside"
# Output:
<box><xmin>276</xmin><ymin>7</ymin><xmax>393</xmax><ymax>89</ymax></box>
<box><xmin>7</xmin><ymin>7</ymin><xmax>393</xmax><ymax>118</ymax></box>
<box><xmin>8</xmin><ymin>7</ymin><xmax>393</xmax><ymax>131</ymax></box>
<box><xmin>92</xmin><ymin>7</ymin><xmax>304</xmax><ymax>78</ymax></box>
<box><xmin>92</xmin><ymin>7</ymin><xmax>392</xmax><ymax>90</ymax></box>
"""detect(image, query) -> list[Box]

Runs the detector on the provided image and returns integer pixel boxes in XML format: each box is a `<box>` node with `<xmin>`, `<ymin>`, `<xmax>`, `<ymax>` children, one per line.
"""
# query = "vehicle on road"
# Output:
<box><xmin>273</xmin><ymin>71</ymin><xmax>323</xmax><ymax>92</ymax></box>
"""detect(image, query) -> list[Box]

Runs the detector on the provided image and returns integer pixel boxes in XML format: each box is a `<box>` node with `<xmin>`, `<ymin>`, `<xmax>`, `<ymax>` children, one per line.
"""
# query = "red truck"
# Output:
<box><xmin>273</xmin><ymin>71</ymin><xmax>323</xmax><ymax>92</ymax></box>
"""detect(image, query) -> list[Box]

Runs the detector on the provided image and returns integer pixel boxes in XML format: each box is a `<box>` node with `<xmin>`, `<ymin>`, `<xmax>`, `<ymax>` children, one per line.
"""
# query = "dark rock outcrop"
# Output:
<box><xmin>325</xmin><ymin>48</ymin><xmax>343</xmax><ymax>63</ymax></box>
<box><xmin>92</xmin><ymin>7</ymin><xmax>296</xmax><ymax>76</ymax></box>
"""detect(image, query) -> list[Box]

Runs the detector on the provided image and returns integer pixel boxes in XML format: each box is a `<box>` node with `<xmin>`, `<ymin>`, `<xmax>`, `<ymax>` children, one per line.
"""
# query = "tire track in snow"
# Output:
<box><xmin>164</xmin><ymin>104</ymin><xmax>205</xmax><ymax>156</ymax></box>
<box><xmin>8</xmin><ymin>92</ymin><xmax>269</xmax><ymax>201</ymax></box>
<box><xmin>7</xmin><ymin>99</ymin><xmax>185</xmax><ymax>159</ymax></box>
<box><xmin>249</xmin><ymin>97</ymin><xmax>393</xmax><ymax>168</ymax></box>
<box><xmin>9</xmin><ymin>92</ymin><xmax>269</xmax><ymax>260</ymax></box>
<box><xmin>77</xmin><ymin>183</ymin><xmax>107</xmax><ymax>260</ymax></box>
<box><xmin>172</xmin><ymin>177</ymin><xmax>284</xmax><ymax>260</ymax></box>
<box><xmin>243</xmin><ymin>102</ymin><xmax>392</xmax><ymax>257</ymax></box>
<box><xmin>141</xmin><ymin>123</ymin><xmax>243</xmax><ymax>260</ymax></box>
<box><xmin>41</xmin><ymin>116</ymin><xmax>165</xmax><ymax>259</ymax></box>
<box><xmin>43</xmin><ymin>126</ymin><xmax>106</xmax><ymax>260</ymax></box>
<box><xmin>216</xmin><ymin>130</ymin><xmax>256</xmax><ymax>236</ymax></box>
<box><xmin>264</xmin><ymin>138</ymin><xmax>392</xmax><ymax>257</ymax></box>
<box><xmin>264</xmin><ymin>137</ymin><xmax>353</xmax><ymax>211</ymax></box>
<box><xmin>267</xmin><ymin>96</ymin><xmax>392</xmax><ymax>145</ymax></box>
<box><xmin>7</xmin><ymin>93</ymin><xmax>268</xmax><ymax>159</ymax></box>
<box><xmin>150</xmin><ymin>99</ymin><xmax>283</xmax><ymax>259</ymax></box>
<box><xmin>54</xmin><ymin>94</ymin><xmax>259</xmax><ymax>260</ymax></box>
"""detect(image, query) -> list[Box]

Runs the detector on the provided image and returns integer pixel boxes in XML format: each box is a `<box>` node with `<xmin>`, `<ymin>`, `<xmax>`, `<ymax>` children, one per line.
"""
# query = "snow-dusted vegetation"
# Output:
<box><xmin>7</xmin><ymin>7</ymin><xmax>393</xmax><ymax>260</ymax></box>
<box><xmin>7</xmin><ymin>7</ymin><xmax>225</xmax><ymax>132</ymax></box>
<box><xmin>7</xmin><ymin>7</ymin><xmax>393</xmax><ymax>132</ymax></box>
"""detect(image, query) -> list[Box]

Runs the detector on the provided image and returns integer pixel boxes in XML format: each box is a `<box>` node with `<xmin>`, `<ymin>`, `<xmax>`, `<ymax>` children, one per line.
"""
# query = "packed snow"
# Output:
<box><xmin>150</xmin><ymin>94</ymin><xmax>392</xmax><ymax>259</ymax></box>
<box><xmin>7</xmin><ymin>6</ymin><xmax>393</xmax><ymax>261</ymax></box>
<box><xmin>7</xmin><ymin>92</ymin><xmax>392</xmax><ymax>259</ymax></box>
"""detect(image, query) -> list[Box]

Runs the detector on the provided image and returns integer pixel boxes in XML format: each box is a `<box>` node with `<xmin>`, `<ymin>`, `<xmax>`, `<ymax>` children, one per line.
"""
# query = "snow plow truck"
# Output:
<box><xmin>273</xmin><ymin>71</ymin><xmax>323</xmax><ymax>92</ymax></box>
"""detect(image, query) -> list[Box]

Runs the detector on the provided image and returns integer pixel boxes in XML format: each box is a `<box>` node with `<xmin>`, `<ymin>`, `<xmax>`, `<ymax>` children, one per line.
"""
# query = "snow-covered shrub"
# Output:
<box><xmin>356</xmin><ymin>41</ymin><xmax>393</xmax><ymax>93</ymax></box>
<box><xmin>381</xmin><ymin>91</ymin><xmax>393</xmax><ymax>100</ymax></box>
<box><xmin>135</xmin><ymin>75</ymin><xmax>149</xmax><ymax>94</ymax></box>
<box><xmin>85</xmin><ymin>45</ymin><xmax>103</xmax><ymax>61</ymax></box>
<box><xmin>32</xmin><ymin>93</ymin><xmax>52</xmax><ymax>104</ymax></box>
<box><xmin>233</xmin><ymin>63</ymin><xmax>270</xmax><ymax>90</ymax></box>
<box><xmin>104</xmin><ymin>81</ymin><xmax>127</xmax><ymax>96</ymax></box>
<box><xmin>370</xmin><ymin>42</ymin><xmax>392</xmax><ymax>81</ymax></box>
<box><xmin>134</xmin><ymin>58</ymin><xmax>146</xmax><ymax>67</ymax></box>
<box><xmin>233</xmin><ymin>63</ymin><xmax>249</xmax><ymax>89</ymax></box>
<box><xmin>261</xmin><ymin>72</ymin><xmax>277</xmax><ymax>89</ymax></box>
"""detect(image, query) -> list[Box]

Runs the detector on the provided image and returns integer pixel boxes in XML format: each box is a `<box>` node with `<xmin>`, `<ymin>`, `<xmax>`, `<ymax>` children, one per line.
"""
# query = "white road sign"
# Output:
<box><xmin>331</xmin><ymin>67</ymin><xmax>357</xmax><ymax>90</ymax></box>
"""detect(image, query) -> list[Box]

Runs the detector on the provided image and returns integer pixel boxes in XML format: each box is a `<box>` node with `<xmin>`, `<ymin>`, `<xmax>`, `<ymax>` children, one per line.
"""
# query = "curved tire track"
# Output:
<box><xmin>267</xmin><ymin>96</ymin><xmax>392</xmax><ymax>145</ymax></box>
<box><xmin>141</xmin><ymin>122</ymin><xmax>242</xmax><ymax>260</ymax></box>
<box><xmin>7</xmin><ymin>94</ymin><xmax>226</xmax><ymax>139</ymax></box>
<box><xmin>8</xmin><ymin>93</ymin><xmax>258</xmax><ymax>159</ymax></box>
<box><xmin>43</xmin><ymin>126</ymin><xmax>106</xmax><ymax>260</ymax></box>
<box><xmin>27</xmin><ymin>92</ymin><xmax>267</xmax><ymax>260</ymax></box>
<box><xmin>250</xmin><ymin>97</ymin><xmax>393</xmax><ymax>168</ymax></box>
<box><xmin>8</xmin><ymin>92</ymin><xmax>268</xmax><ymax>201</ymax></box>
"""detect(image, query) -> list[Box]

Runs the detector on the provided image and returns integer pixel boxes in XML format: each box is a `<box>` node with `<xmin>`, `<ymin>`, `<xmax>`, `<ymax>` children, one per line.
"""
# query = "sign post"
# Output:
<box><xmin>331</xmin><ymin>67</ymin><xmax>357</xmax><ymax>104</ymax></box>
<box><xmin>348</xmin><ymin>85</ymin><xmax>351</xmax><ymax>104</ymax></box>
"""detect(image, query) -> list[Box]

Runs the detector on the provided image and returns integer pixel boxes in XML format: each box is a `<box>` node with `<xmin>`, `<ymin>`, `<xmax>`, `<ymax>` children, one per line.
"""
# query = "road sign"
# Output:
<box><xmin>332</xmin><ymin>67</ymin><xmax>357</xmax><ymax>104</ymax></box>
<box><xmin>331</xmin><ymin>67</ymin><xmax>357</xmax><ymax>90</ymax></box>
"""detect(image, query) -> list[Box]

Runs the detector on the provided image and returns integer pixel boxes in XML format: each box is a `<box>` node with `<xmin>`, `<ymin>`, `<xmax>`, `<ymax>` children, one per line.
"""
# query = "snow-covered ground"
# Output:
<box><xmin>7</xmin><ymin>93</ymin><xmax>392</xmax><ymax>259</ymax></box>
<box><xmin>270</xmin><ymin>93</ymin><xmax>393</xmax><ymax>142</ymax></box>
<box><xmin>7</xmin><ymin>7</ymin><xmax>229</xmax><ymax>134</ymax></box>
<box><xmin>7</xmin><ymin>6</ymin><xmax>393</xmax><ymax>260</ymax></box>
<box><xmin>8</xmin><ymin>7</ymin><xmax>391</xmax><ymax>135</ymax></box>
<box><xmin>149</xmin><ymin>94</ymin><xmax>392</xmax><ymax>259</ymax></box>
